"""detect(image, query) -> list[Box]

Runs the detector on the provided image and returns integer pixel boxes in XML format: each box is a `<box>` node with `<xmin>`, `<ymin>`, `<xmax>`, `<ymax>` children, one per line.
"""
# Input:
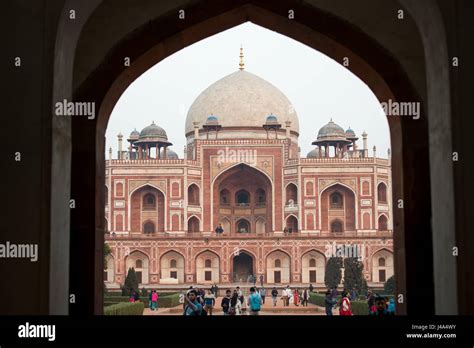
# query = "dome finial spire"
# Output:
<box><xmin>239</xmin><ymin>45</ymin><xmax>245</xmax><ymax>71</ymax></box>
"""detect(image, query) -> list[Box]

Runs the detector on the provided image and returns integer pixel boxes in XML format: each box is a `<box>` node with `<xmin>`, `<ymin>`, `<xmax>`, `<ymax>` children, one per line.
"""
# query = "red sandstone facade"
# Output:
<box><xmin>104</xmin><ymin>68</ymin><xmax>394</xmax><ymax>289</ymax></box>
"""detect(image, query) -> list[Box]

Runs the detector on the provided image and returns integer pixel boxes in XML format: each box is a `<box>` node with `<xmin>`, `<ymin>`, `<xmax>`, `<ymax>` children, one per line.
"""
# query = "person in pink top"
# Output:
<box><xmin>150</xmin><ymin>290</ymin><xmax>158</xmax><ymax>311</ymax></box>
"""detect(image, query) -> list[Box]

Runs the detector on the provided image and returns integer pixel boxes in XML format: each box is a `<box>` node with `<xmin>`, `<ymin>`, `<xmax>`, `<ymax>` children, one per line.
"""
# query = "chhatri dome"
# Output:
<box><xmin>185</xmin><ymin>47</ymin><xmax>299</xmax><ymax>138</ymax></box>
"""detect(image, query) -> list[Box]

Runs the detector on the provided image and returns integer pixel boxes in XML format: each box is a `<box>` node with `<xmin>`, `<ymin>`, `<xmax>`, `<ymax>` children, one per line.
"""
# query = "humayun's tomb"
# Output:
<box><xmin>104</xmin><ymin>51</ymin><xmax>394</xmax><ymax>290</ymax></box>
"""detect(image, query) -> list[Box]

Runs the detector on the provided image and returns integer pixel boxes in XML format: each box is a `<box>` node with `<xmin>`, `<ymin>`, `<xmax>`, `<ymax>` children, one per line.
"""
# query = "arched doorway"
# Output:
<box><xmin>320</xmin><ymin>184</ymin><xmax>356</xmax><ymax>232</ymax></box>
<box><xmin>232</xmin><ymin>252</ymin><xmax>254</xmax><ymax>283</ymax></box>
<box><xmin>61</xmin><ymin>0</ymin><xmax>450</xmax><ymax>315</ymax></box>
<box><xmin>160</xmin><ymin>251</ymin><xmax>185</xmax><ymax>284</ymax></box>
<box><xmin>213</xmin><ymin>163</ymin><xmax>273</xmax><ymax>234</ymax></box>
<box><xmin>196</xmin><ymin>251</ymin><xmax>220</xmax><ymax>284</ymax></box>
<box><xmin>266</xmin><ymin>250</ymin><xmax>291</xmax><ymax>284</ymax></box>
<box><xmin>125</xmin><ymin>251</ymin><xmax>150</xmax><ymax>284</ymax></box>
<box><xmin>187</xmin><ymin>216</ymin><xmax>200</xmax><ymax>233</ymax></box>
<box><xmin>301</xmin><ymin>250</ymin><xmax>325</xmax><ymax>284</ymax></box>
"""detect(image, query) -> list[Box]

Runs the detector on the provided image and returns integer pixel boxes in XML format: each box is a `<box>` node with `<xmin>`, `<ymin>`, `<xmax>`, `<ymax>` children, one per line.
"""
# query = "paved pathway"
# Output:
<box><xmin>144</xmin><ymin>297</ymin><xmax>339</xmax><ymax>316</ymax></box>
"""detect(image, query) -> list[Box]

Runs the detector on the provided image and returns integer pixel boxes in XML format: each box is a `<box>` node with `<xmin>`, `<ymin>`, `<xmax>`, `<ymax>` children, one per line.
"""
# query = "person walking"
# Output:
<box><xmin>229</xmin><ymin>291</ymin><xmax>240</xmax><ymax>315</ymax></box>
<box><xmin>282</xmin><ymin>287</ymin><xmax>289</xmax><ymax>307</ymax></box>
<box><xmin>183</xmin><ymin>290</ymin><xmax>203</xmax><ymax>316</ymax></box>
<box><xmin>271</xmin><ymin>287</ymin><xmax>278</xmax><ymax>306</ymax></box>
<box><xmin>150</xmin><ymin>290</ymin><xmax>158</xmax><ymax>311</ymax></box>
<box><xmin>259</xmin><ymin>274</ymin><xmax>264</xmax><ymax>287</ymax></box>
<box><xmin>259</xmin><ymin>287</ymin><xmax>267</xmax><ymax>305</ymax></box>
<box><xmin>324</xmin><ymin>290</ymin><xmax>335</xmax><ymax>316</ymax></box>
<box><xmin>221</xmin><ymin>289</ymin><xmax>232</xmax><ymax>315</ymax></box>
<box><xmin>293</xmin><ymin>288</ymin><xmax>300</xmax><ymax>306</ymax></box>
<box><xmin>301</xmin><ymin>288</ymin><xmax>309</xmax><ymax>307</ymax></box>
<box><xmin>204</xmin><ymin>289</ymin><xmax>216</xmax><ymax>315</ymax></box>
<box><xmin>309</xmin><ymin>283</ymin><xmax>314</xmax><ymax>293</ymax></box>
<box><xmin>248</xmin><ymin>287</ymin><xmax>262</xmax><ymax>315</ymax></box>
<box><xmin>339</xmin><ymin>290</ymin><xmax>353</xmax><ymax>316</ymax></box>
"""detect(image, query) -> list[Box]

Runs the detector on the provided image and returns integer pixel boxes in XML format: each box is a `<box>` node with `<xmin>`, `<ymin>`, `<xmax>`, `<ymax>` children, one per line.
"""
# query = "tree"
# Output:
<box><xmin>384</xmin><ymin>275</ymin><xmax>395</xmax><ymax>294</ymax></box>
<box><xmin>122</xmin><ymin>267</ymin><xmax>139</xmax><ymax>296</ymax></box>
<box><xmin>343</xmin><ymin>257</ymin><xmax>367</xmax><ymax>293</ymax></box>
<box><xmin>104</xmin><ymin>243</ymin><xmax>111</xmax><ymax>270</ymax></box>
<box><xmin>325</xmin><ymin>257</ymin><xmax>343</xmax><ymax>289</ymax></box>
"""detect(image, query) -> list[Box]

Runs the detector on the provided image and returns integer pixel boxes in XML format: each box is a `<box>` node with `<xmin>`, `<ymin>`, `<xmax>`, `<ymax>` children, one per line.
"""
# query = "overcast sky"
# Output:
<box><xmin>106</xmin><ymin>22</ymin><xmax>390</xmax><ymax>158</ymax></box>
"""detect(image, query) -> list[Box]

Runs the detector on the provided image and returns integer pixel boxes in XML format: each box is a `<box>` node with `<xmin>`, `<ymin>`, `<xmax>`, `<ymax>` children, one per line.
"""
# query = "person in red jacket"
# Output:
<box><xmin>339</xmin><ymin>290</ymin><xmax>353</xmax><ymax>316</ymax></box>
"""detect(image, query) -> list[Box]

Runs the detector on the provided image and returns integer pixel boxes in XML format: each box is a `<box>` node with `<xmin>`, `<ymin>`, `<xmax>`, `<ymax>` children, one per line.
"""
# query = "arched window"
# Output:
<box><xmin>205</xmin><ymin>259</ymin><xmax>212</xmax><ymax>268</ymax></box>
<box><xmin>256</xmin><ymin>188</ymin><xmax>266</xmax><ymax>205</ymax></box>
<box><xmin>378</xmin><ymin>183</ymin><xmax>387</xmax><ymax>203</ymax></box>
<box><xmin>331</xmin><ymin>219</ymin><xmax>343</xmax><ymax>232</ymax></box>
<box><xmin>136</xmin><ymin>259</ymin><xmax>143</xmax><ymax>268</ymax></box>
<box><xmin>143</xmin><ymin>221</ymin><xmax>155</xmax><ymax>234</ymax></box>
<box><xmin>378</xmin><ymin>215</ymin><xmax>388</xmax><ymax>231</ymax></box>
<box><xmin>236</xmin><ymin>190</ymin><xmax>250</xmax><ymax>205</ymax></box>
<box><xmin>286</xmin><ymin>183</ymin><xmax>298</xmax><ymax>204</ymax></box>
<box><xmin>330</xmin><ymin>192</ymin><xmax>343</xmax><ymax>208</ymax></box>
<box><xmin>170</xmin><ymin>259</ymin><xmax>177</xmax><ymax>268</ymax></box>
<box><xmin>220</xmin><ymin>189</ymin><xmax>230</xmax><ymax>205</ymax></box>
<box><xmin>378</xmin><ymin>257</ymin><xmax>386</xmax><ymax>267</ymax></box>
<box><xmin>188</xmin><ymin>184</ymin><xmax>200</xmax><ymax>205</ymax></box>
<box><xmin>143</xmin><ymin>193</ymin><xmax>156</xmax><ymax>210</ymax></box>
<box><xmin>274</xmin><ymin>259</ymin><xmax>281</xmax><ymax>268</ymax></box>
<box><xmin>236</xmin><ymin>219</ymin><xmax>250</xmax><ymax>233</ymax></box>
<box><xmin>309</xmin><ymin>258</ymin><xmax>316</xmax><ymax>267</ymax></box>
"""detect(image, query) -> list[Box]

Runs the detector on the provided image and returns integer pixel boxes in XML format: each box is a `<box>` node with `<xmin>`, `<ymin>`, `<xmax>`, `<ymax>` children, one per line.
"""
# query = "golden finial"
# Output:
<box><xmin>239</xmin><ymin>46</ymin><xmax>245</xmax><ymax>71</ymax></box>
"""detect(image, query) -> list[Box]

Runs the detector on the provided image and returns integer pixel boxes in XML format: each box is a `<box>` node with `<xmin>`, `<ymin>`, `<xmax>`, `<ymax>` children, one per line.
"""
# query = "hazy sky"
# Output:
<box><xmin>106</xmin><ymin>22</ymin><xmax>390</xmax><ymax>158</ymax></box>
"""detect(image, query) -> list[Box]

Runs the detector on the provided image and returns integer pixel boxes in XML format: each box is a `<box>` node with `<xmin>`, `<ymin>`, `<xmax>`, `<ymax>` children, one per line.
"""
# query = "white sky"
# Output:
<box><xmin>106</xmin><ymin>22</ymin><xmax>390</xmax><ymax>158</ymax></box>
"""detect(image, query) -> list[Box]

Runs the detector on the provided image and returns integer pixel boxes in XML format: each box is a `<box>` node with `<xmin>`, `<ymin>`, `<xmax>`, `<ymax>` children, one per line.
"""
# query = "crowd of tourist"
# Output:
<box><xmin>324</xmin><ymin>287</ymin><xmax>395</xmax><ymax>316</ymax></box>
<box><xmin>129</xmin><ymin>284</ymin><xmax>395</xmax><ymax>316</ymax></box>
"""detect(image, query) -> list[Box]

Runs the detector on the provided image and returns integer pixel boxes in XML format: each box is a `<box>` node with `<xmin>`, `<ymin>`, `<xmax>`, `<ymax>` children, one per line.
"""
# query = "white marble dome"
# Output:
<box><xmin>185</xmin><ymin>70</ymin><xmax>299</xmax><ymax>136</ymax></box>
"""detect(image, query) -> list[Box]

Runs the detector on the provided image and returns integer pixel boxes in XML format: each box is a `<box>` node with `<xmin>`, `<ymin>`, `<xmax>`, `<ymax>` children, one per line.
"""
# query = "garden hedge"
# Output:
<box><xmin>104</xmin><ymin>302</ymin><xmax>144</xmax><ymax>315</ymax></box>
<box><xmin>104</xmin><ymin>292</ymin><xmax>180</xmax><ymax>308</ymax></box>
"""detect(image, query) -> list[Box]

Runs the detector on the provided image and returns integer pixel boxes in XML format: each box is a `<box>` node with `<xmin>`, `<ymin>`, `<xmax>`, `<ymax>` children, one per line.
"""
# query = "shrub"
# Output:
<box><xmin>104</xmin><ymin>302</ymin><xmax>144</xmax><ymax>315</ymax></box>
<box><xmin>384</xmin><ymin>275</ymin><xmax>395</xmax><ymax>294</ymax></box>
<box><xmin>141</xmin><ymin>288</ymin><xmax>148</xmax><ymax>297</ymax></box>
<box><xmin>158</xmin><ymin>293</ymin><xmax>180</xmax><ymax>308</ymax></box>
<box><xmin>121</xmin><ymin>268</ymin><xmax>139</xmax><ymax>296</ymax></box>
<box><xmin>104</xmin><ymin>292</ymin><xmax>180</xmax><ymax>309</ymax></box>
<box><xmin>343</xmin><ymin>257</ymin><xmax>367</xmax><ymax>294</ymax></box>
<box><xmin>325</xmin><ymin>257</ymin><xmax>343</xmax><ymax>289</ymax></box>
<box><xmin>308</xmin><ymin>293</ymin><xmax>325</xmax><ymax>307</ymax></box>
<box><xmin>350</xmin><ymin>300</ymin><xmax>369</xmax><ymax>315</ymax></box>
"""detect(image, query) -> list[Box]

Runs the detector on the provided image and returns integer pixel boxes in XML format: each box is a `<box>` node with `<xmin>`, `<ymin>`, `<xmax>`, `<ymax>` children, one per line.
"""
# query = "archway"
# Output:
<box><xmin>266</xmin><ymin>250</ymin><xmax>291</xmax><ymax>284</ymax></box>
<box><xmin>301</xmin><ymin>250</ymin><xmax>325</xmax><ymax>284</ymax></box>
<box><xmin>213</xmin><ymin>163</ymin><xmax>272</xmax><ymax>234</ymax></box>
<box><xmin>372</xmin><ymin>249</ymin><xmax>394</xmax><ymax>284</ymax></box>
<box><xmin>160</xmin><ymin>251</ymin><xmax>185</xmax><ymax>284</ymax></box>
<box><xmin>125</xmin><ymin>251</ymin><xmax>149</xmax><ymax>284</ymax></box>
<box><xmin>232</xmin><ymin>252</ymin><xmax>254</xmax><ymax>283</ymax></box>
<box><xmin>187</xmin><ymin>216</ymin><xmax>200</xmax><ymax>233</ymax></box>
<box><xmin>320</xmin><ymin>184</ymin><xmax>356</xmax><ymax>232</ymax></box>
<box><xmin>62</xmin><ymin>0</ymin><xmax>447</xmax><ymax>315</ymax></box>
<box><xmin>130</xmin><ymin>185</ymin><xmax>165</xmax><ymax>233</ymax></box>
<box><xmin>196</xmin><ymin>251</ymin><xmax>220</xmax><ymax>284</ymax></box>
